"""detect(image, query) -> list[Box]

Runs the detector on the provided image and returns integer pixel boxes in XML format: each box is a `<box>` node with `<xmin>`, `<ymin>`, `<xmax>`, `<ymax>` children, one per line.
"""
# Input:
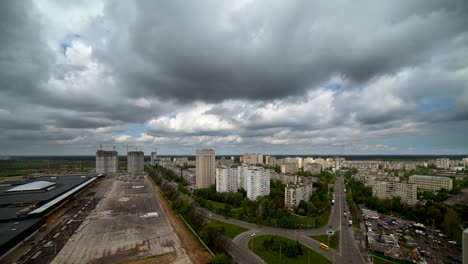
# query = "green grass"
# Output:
<box><xmin>310</xmin><ymin>231</ymin><xmax>339</xmax><ymax>251</ymax></box>
<box><xmin>249</xmin><ymin>235</ymin><xmax>331</xmax><ymax>264</ymax></box>
<box><xmin>209</xmin><ymin>219</ymin><xmax>248</xmax><ymax>239</ymax></box>
<box><xmin>0</xmin><ymin>160</ymin><xmax>95</xmax><ymax>177</ymax></box>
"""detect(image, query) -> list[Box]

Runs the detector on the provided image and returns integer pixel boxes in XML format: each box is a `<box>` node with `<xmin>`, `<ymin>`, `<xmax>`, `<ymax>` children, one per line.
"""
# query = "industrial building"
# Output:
<box><xmin>127</xmin><ymin>151</ymin><xmax>144</xmax><ymax>173</ymax></box>
<box><xmin>0</xmin><ymin>174</ymin><xmax>102</xmax><ymax>256</ymax></box>
<box><xmin>96</xmin><ymin>150</ymin><xmax>118</xmax><ymax>173</ymax></box>
<box><xmin>408</xmin><ymin>175</ymin><xmax>453</xmax><ymax>192</ymax></box>
<box><xmin>195</xmin><ymin>149</ymin><xmax>216</xmax><ymax>189</ymax></box>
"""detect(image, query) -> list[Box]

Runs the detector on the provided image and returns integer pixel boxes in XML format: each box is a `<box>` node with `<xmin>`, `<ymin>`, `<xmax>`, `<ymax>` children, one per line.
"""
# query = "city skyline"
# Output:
<box><xmin>1</xmin><ymin>1</ymin><xmax>468</xmax><ymax>155</ymax></box>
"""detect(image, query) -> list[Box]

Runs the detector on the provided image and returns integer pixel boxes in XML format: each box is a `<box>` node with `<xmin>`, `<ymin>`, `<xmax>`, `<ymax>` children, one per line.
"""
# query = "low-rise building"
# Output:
<box><xmin>408</xmin><ymin>175</ymin><xmax>453</xmax><ymax>192</ymax></box>
<box><xmin>285</xmin><ymin>177</ymin><xmax>313</xmax><ymax>209</ymax></box>
<box><xmin>372</xmin><ymin>181</ymin><xmax>417</xmax><ymax>206</ymax></box>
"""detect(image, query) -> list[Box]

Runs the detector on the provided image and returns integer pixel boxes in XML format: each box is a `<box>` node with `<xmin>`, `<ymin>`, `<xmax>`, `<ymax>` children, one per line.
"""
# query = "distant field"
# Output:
<box><xmin>0</xmin><ymin>160</ymin><xmax>95</xmax><ymax>177</ymax></box>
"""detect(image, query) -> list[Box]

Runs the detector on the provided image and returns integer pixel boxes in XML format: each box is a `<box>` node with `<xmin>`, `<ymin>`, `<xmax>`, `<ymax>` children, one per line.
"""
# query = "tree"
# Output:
<box><xmin>285</xmin><ymin>241</ymin><xmax>298</xmax><ymax>258</ymax></box>
<box><xmin>443</xmin><ymin>207</ymin><xmax>461</xmax><ymax>239</ymax></box>
<box><xmin>223</xmin><ymin>204</ymin><xmax>232</xmax><ymax>217</ymax></box>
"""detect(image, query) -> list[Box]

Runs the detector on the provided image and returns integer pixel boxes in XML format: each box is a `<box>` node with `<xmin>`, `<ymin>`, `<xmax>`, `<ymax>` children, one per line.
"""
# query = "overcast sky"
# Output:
<box><xmin>1</xmin><ymin>1</ymin><xmax>468</xmax><ymax>156</ymax></box>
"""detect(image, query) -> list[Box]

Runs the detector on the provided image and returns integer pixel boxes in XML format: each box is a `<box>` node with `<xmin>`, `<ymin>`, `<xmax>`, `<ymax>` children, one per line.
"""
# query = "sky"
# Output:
<box><xmin>1</xmin><ymin>1</ymin><xmax>468</xmax><ymax>156</ymax></box>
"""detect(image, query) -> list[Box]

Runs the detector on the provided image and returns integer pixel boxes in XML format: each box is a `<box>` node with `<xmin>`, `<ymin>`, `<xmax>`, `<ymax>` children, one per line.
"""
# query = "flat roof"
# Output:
<box><xmin>409</xmin><ymin>175</ymin><xmax>451</xmax><ymax>180</ymax></box>
<box><xmin>29</xmin><ymin>177</ymin><xmax>97</xmax><ymax>215</ymax></box>
<box><xmin>0</xmin><ymin>176</ymin><xmax>90</xmax><ymax>206</ymax></box>
<box><xmin>6</xmin><ymin>181</ymin><xmax>56</xmax><ymax>193</ymax></box>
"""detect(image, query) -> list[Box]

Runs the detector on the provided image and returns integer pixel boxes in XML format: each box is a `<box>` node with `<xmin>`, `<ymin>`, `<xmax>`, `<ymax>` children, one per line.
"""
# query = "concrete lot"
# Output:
<box><xmin>51</xmin><ymin>174</ymin><xmax>190</xmax><ymax>264</ymax></box>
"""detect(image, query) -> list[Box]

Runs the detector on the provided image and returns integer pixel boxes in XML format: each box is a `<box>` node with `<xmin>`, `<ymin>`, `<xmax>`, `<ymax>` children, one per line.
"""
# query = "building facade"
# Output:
<box><xmin>216</xmin><ymin>167</ymin><xmax>238</xmax><ymax>193</ymax></box>
<box><xmin>408</xmin><ymin>175</ymin><xmax>453</xmax><ymax>192</ymax></box>
<box><xmin>196</xmin><ymin>149</ymin><xmax>216</xmax><ymax>189</ymax></box>
<box><xmin>435</xmin><ymin>158</ymin><xmax>450</xmax><ymax>169</ymax></box>
<box><xmin>127</xmin><ymin>151</ymin><xmax>144</xmax><ymax>173</ymax></box>
<box><xmin>246</xmin><ymin>167</ymin><xmax>270</xmax><ymax>200</ymax></box>
<box><xmin>304</xmin><ymin>163</ymin><xmax>322</xmax><ymax>175</ymax></box>
<box><xmin>96</xmin><ymin>150</ymin><xmax>118</xmax><ymax>174</ymax></box>
<box><xmin>372</xmin><ymin>181</ymin><xmax>417</xmax><ymax>206</ymax></box>
<box><xmin>242</xmin><ymin>153</ymin><xmax>263</xmax><ymax>165</ymax></box>
<box><xmin>281</xmin><ymin>163</ymin><xmax>298</xmax><ymax>174</ymax></box>
<box><xmin>285</xmin><ymin>178</ymin><xmax>313</xmax><ymax>209</ymax></box>
<box><xmin>150</xmin><ymin>152</ymin><xmax>158</xmax><ymax>166</ymax></box>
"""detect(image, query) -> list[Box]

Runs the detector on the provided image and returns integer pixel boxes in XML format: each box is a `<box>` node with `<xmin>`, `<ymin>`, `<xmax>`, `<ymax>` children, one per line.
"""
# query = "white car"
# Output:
<box><xmin>250</xmin><ymin>233</ymin><xmax>256</xmax><ymax>237</ymax></box>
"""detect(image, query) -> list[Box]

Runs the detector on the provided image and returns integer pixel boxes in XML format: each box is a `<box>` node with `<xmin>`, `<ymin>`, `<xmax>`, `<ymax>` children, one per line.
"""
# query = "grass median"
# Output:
<box><xmin>310</xmin><ymin>231</ymin><xmax>340</xmax><ymax>251</ymax></box>
<box><xmin>248</xmin><ymin>235</ymin><xmax>331</xmax><ymax>264</ymax></box>
<box><xmin>208</xmin><ymin>219</ymin><xmax>248</xmax><ymax>239</ymax></box>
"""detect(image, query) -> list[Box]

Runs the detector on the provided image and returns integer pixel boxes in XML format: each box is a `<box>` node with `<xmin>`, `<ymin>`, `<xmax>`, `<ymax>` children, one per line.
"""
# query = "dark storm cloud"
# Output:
<box><xmin>0</xmin><ymin>1</ymin><xmax>53</xmax><ymax>94</ymax></box>
<box><xmin>99</xmin><ymin>0</ymin><xmax>468</xmax><ymax>102</ymax></box>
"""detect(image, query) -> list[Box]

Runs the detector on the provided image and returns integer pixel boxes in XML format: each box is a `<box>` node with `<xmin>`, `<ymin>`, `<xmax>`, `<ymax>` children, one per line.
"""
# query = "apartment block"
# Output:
<box><xmin>96</xmin><ymin>150</ymin><xmax>118</xmax><ymax>174</ymax></box>
<box><xmin>150</xmin><ymin>152</ymin><xmax>158</xmax><ymax>166</ymax></box>
<box><xmin>304</xmin><ymin>163</ymin><xmax>322</xmax><ymax>175</ymax></box>
<box><xmin>281</xmin><ymin>163</ymin><xmax>298</xmax><ymax>174</ymax></box>
<box><xmin>408</xmin><ymin>175</ymin><xmax>453</xmax><ymax>192</ymax></box>
<box><xmin>285</xmin><ymin>177</ymin><xmax>313</xmax><ymax>209</ymax></box>
<box><xmin>196</xmin><ymin>149</ymin><xmax>216</xmax><ymax>189</ymax></box>
<box><xmin>127</xmin><ymin>151</ymin><xmax>144</xmax><ymax>173</ymax></box>
<box><xmin>372</xmin><ymin>181</ymin><xmax>417</xmax><ymax>206</ymax></box>
<box><xmin>246</xmin><ymin>167</ymin><xmax>270</xmax><ymax>200</ymax></box>
<box><xmin>216</xmin><ymin>167</ymin><xmax>239</xmax><ymax>193</ymax></box>
<box><xmin>295</xmin><ymin>157</ymin><xmax>304</xmax><ymax>168</ymax></box>
<box><xmin>435</xmin><ymin>158</ymin><xmax>450</xmax><ymax>169</ymax></box>
<box><xmin>242</xmin><ymin>153</ymin><xmax>263</xmax><ymax>165</ymax></box>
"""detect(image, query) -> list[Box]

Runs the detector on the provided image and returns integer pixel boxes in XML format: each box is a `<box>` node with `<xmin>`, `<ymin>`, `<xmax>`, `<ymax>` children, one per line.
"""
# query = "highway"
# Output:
<box><xmin>206</xmin><ymin>173</ymin><xmax>366</xmax><ymax>264</ymax></box>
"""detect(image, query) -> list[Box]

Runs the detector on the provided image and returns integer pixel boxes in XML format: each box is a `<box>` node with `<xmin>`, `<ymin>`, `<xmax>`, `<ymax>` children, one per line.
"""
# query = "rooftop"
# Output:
<box><xmin>6</xmin><ymin>181</ymin><xmax>56</xmax><ymax>193</ymax></box>
<box><xmin>409</xmin><ymin>175</ymin><xmax>451</xmax><ymax>180</ymax></box>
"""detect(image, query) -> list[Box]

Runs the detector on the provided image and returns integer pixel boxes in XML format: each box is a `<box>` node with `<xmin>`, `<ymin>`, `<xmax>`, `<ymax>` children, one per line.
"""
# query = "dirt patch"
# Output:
<box><xmin>148</xmin><ymin>177</ymin><xmax>212</xmax><ymax>264</ymax></box>
<box><xmin>115</xmin><ymin>252</ymin><xmax>177</xmax><ymax>264</ymax></box>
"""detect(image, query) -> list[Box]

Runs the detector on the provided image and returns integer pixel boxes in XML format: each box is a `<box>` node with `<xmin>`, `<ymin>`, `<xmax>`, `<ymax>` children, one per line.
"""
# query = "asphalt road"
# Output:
<box><xmin>207</xmin><ymin>174</ymin><xmax>366</xmax><ymax>264</ymax></box>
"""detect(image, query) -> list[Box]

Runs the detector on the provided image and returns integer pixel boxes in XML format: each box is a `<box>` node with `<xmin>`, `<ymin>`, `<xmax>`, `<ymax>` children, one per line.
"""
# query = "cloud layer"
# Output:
<box><xmin>1</xmin><ymin>0</ymin><xmax>468</xmax><ymax>155</ymax></box>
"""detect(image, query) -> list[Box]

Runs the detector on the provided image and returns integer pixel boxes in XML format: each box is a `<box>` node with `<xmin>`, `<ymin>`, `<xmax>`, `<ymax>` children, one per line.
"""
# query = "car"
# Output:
<box><xmin>250</xmin><ymin>233</ymin><xmax>256</xmax><ymax>237</ymax></box>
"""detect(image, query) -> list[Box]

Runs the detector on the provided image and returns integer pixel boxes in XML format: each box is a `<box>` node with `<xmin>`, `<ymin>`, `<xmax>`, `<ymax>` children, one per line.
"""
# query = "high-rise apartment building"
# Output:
<box><xmin>196</xmin><ymin>149</ymin><xmax>216</xmax><ymax>189</ymax></box>
<box><xmin>246</xmin><ymin>167</ymin><xmax>270</xmax><ymax>200</ymax></box>
<box><xmin>127</xmin><ymin>151</ymin><xmax>144</xmax><ymax>173</ymax></box>
<box><xmin>242</xmin><ymin>153</ymin><xmax>263</xmax><ymax>165</ymax></box>
<box><xmin>295</xmin><ymin>157</ymin><xmax>304</xmax><ymax>168</ymax></box>
<box><xmin>216</xmin><ymin>167</ymin><xmax>239</xmax><ymax>193</ymax></box>
<box><xmin>150</xmin><ymin>152</ymin><xmax>158</xmax><ymax>166</ymax></box>
<box><xmin>96</xmin><ymin>150</ymin><xmax>118</xmax><ymax>174</ymax></box>
<box><xmin>285</xmin><ymin>178</ymin><xmax>313</xmax><ymax>209</ymax></box>
<box><xmin>408</xmin><ymin>175</ymin><xmax>453</xmax><ymax>192</ymax></box>
<box><xmin>372</xmin><ymin>181</ymin><xmax>417</xmax><ymax>206</ymax></box>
